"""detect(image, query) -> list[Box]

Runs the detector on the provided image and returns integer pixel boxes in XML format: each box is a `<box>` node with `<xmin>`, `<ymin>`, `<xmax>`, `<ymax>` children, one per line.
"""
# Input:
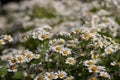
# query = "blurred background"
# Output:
<box><xmin>0</xmin><ymin>0</ymin><xmax>120</xmax><ymax>42</ymax></box>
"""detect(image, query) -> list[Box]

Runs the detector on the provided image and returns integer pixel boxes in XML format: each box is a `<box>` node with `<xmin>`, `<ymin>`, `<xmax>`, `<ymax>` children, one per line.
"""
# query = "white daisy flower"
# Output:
<box><xmin>84</xmin><ymin>60</ymin><xmax>97</xmax><ymax>67</ymax></box>
<box><xmin>65</xmin><ymin>57</ymin><xmax>76</xmax><ymax>65</ymax></box>
<box><xmin>61</xmin><ymin>47</ymin><xmax>71</xmax><ymax>56</ymax></box>
<box><xmin>105</xmin><ymin>46</ymin><xmax>114</xmax><ymax>54</ymax></box>
<box><xmin>8</xmin><ymin>65</ymin><xmax>17</xmax><ymax>72</ymax></box>
<box><xmin>38</xmin><ymin>31</ymin><xmax>49</xmax><ymax>41</ymax></box>
<box><xmin>52</xmin><ymin>45</ymin><xmax>63</xmax><ymax>53</ymax></box>
<box><xmin>57</xmin><ymin>71</ymin><xmax>67</xmax><ymax>79</ymax></box>
<box><xmin>25</xmin><ymin>51</ymin><xmax>34</xmax><ymax>62</ymax></box>
<box><xmin>3</xmin><ymin>35</ymin><xmax>13</xmax><ymax>42</ymax></box>
<box><xmin>88</xmin><ymin>65</ymin><xmax>99</xmax><ymax>73</ymax></box>
<box><xmin>99</xmin><ymin>72</ymin><xmax>110</xmax><ymax>79</ymax></box>
<box><xmin>45</xmin><ymin>72</ymin><xmax>58</xmax><ymax>80</ymax></box>
<box><xmin>16</xmin><ymin>55</ymin><xmax>25</xmax><ymax>63</ymax></box>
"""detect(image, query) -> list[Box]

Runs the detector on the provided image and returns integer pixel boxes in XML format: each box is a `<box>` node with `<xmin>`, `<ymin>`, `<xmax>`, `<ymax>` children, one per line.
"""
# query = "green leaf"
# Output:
<box><xmin>0</xmin><ymin>67</ymin><xmax>7</xmax><ymax>76</ymax></box>
<box><xmin>12</xmin><ymin>71</ymin><xmax>23</xmax><ymax>79</ymax></box>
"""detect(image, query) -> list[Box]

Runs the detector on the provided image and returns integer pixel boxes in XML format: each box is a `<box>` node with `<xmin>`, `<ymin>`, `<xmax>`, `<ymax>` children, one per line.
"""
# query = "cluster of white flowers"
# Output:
<box><xmin>34</xmin><ymin>71</ymin><xmax>73</xmax><ymax>80</ymax></box>
<box><xmin>1</xmin><ymin>49</ymin><xmax>40</xmax><ymax>72</ymax></box>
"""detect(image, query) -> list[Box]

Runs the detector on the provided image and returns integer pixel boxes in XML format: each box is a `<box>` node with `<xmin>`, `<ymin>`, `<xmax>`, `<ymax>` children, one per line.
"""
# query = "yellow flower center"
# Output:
<box><xmin>75</xmin><ymin>29</ymin><xmax>80</xmax><ymax>33</ymax></box>
<box><xmin>79</xmin><ymin>54</ymin><xmax>85</xmax><ymax>57</ymax></box>
<box><xmin>58</xmin><ymin>73</ymin><xmax>64</xmax><ymax>78</ymax></box>
<box><xmin>107</xmin><ymin>48</ymin><xmax>112</xmax><ymax>53</ymax></box>
<box><xmin>66</xmin><ymin>77</ymin><xmax>71</xmax><ymax>80</ymax></box>
<box><xmin>21</xmin><ymin>51</ymin><xmax>25</xmax><ymax>55</ymax></box>
<box><xmin>41</xmin><ymin>34</ymin><xmax>46</xmax><ymax>39</ymax></box>
<box><xmin>38</xmin><ymin>74</ymin><xmax>44</xmax><ymax>80</ymax></box>
<box><xmin>27</xmin><ymin>53</ymin><xmax>32</xmax><ymax>58</ymax></box>
<box><xmin>90</xmin><ymin>30</ymin><xmax>94</xmax><ymax>34</ymax></box>
<box><xmin>56</xmin><ymin>46</ymin><xmax>61</xmax><ymax>51</ymax></box>
<box><xmin>11</xmin><ymin>58</ymin><xmax>16</xmax><ymax>63</ymax></box>
<box><xmin>91</xmin><ymin>66</ymin><xmax>98</xmax><ymax>71</ymax></box>
<box><xmin>63</xmin><ymin>50</ymin><xmax>68</xmax><ymax>54</ymax></box>
<box><xmin>10</xmin><ymin>65</ymin><xmax>16</xmax><ymax>70</ymax></box>
<box><xmin>90</xmin><ymin>77</ymin><xmax>97</xmax><ymax>80</ymax></box>
<box><xmin>68</xmin><ymin>59</ymin><xmax>74</xmax><ymax>63</ymax></box>
<box><xmin>87</xmin><ymin>61</ymin><xmax>94</xmax><ymax>65</ymax></box>
<box><xmin>83</xmin><ymin>33</ymin><xmax>89</xmax><ymax>38</ymax></box>
<box><xmin>48</xmin><ymin>74</ymin><xmax>55</xmax><ymax>79</ymax></box>
<box><xmin>17</xmin><ymin>56</ymin><xmax>23</xmax><ymax>61</ymax></box>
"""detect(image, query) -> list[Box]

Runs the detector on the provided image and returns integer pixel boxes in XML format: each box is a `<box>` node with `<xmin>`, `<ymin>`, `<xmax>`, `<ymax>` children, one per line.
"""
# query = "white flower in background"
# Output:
<box><xmin>97</xmin><ymin>66</ymin><xmax>106</xmax><ymax>71</ymax></box>
<box><xmin>57</xmin><ymin>71</ymin><xmax>67</xmax><ymax>79</ymax></box>
<box><xmin>58</xmin><ymin>38</ymin><xmax>65</xmax><ymax>44</ymax></box>
<box><xmin>65</xmin><ymin>57</ymin><xmax>76</xmax><ymax>65</ymax></box>
<box><xmin>99</xmin><ymin>72</ymin><xmax>110</xmax><ymax>79</ymax></box>
<box><xmin>110</xmin><ymin>61</ymin><xmax>116</xmax><ymax>66</ymax></box>
<box><xmin>3</xmin><ymin>35</ymin><xmax>13</xmax><ymax>42</ymax></box>
<box><xmin>34</xmin><ymin>54</ymin><xmax>40</xmax><ymax>59</ymax></box>
<box><xmin>71</xmin><ymin>27</ymin><xmax>81</xmax><ymax>34</ymax></box>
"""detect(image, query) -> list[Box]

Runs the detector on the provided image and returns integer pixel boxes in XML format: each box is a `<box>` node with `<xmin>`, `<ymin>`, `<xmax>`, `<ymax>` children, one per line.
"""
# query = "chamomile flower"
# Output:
<box><xmin>84</xmin><ymin>60</ymin><xmax>97</xmax><ymax>67</ymax></box>
<box><xmin>105</xmin><ymin>46</ymin><xmax>114</xmax><ymax>54</ymax></box>
<box><xmin>52</xmin><ymin>45</ymin><xmax>63</xmax><ymax>53</ymax></box>
<box><xmin>99</xmin><ymin>72</ymin><xmax>110</xmax><ymax>79</ymax></box>
<box><xmin>61</xmin><ymin>48</ymin><xmax>71</xmax><ymax>56</ymax></box>
<box><xmin>8</xmin><ymin>58</ymin><xmax>16</xmax><ymax>65</ymax></box>
<box><xmin>88</xmin><ymin>65</ymin><xmax>99</xmax><ymax>73</ymax></box>
<box><xmin>58</xmin><ymin>38</ymin><xmax>65</xmax><ymax>44</ymax></box>
<box><xmin>3</xmin><ymin>35</ymin><xmax>13</xmax><ymax>42</ymax></box>
<box><xmin>38</xmin><ymin>31</ymin><xmax>49</xmax><ymax>41</ymax></box>
<box><xmin>82</xmin><ymin>33</ymin><xmax>90</xmax><ymax>40</ymax></box>
<box><xmin>65</xmin><ymin>57</ymin><xmax>76</xmax><ymax>65</ymax></box>
<box><xmin>57</xmin><ymin>71</ymin><xmax>67</xmax><ymax>79</ymax></box>
<box><xmin>25</xmin><ymin>51</ymin><xmax>34</xmax><ymax>62</ymax></box>
<box><xmin>8</xmin><ymin>65</ymin><xmax>17</xmax><ymax>72</ymax></box>
<box><xmin>16</xmin><ymin>55</ymin><xmax>25</xmax><ymax>63</ymax></box>
<box><xmin>45</xmin><ymin>72</ymin><xmax>58</xmax><ymax>80</ymax></box>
